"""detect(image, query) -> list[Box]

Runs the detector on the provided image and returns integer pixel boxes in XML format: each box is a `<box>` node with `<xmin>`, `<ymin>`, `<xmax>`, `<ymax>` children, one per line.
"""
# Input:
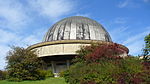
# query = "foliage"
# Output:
<box><xmin>59</xmin><ymin>70</ymin><xmax>70</xmax><ymax>83</ymax></box>
<box><xmin>67</xmin><ymin>62</ymin><xmax>116</xmax><ymax>84</ymax></box>
<box><xmin>44</xmin><ymin>69</ymin><xmax>54</xmax><ymax>78</ymax></box>
<box><xmin>141</xmin><ymin>61</ymin><xmax>150</xmax><ymax>83</ymax></box>
<box><xmin>36</xmin><ymin>69</ymin><xmax>54</xmax><ymax>80</ymax></box>
<box><xmin>67</xmin><ymin>57</ymin><xmax>144</xmax><ymax>84</ymax></box>
<box><xmin>75</xmin><ymin>43</ymin><xmax>127</xmax><ymax>63</ymax></box>
<box><xmin>0</xmin><ymin>70</ymin><xmax>8</xmax><ymax>80</ymax></box>
<box><xmin>144</xmin><ymin>34</ymin><xmax>150</xmax><ymax>52</ymax></box>
<box><xmin>64</xmin><ymin>43</ymin><xmax>150</xmax><ymax>84</ymax></box>
<box><xmin>6</xmin><ymin>46</ymin><xmax>47</xmax><ymax>81</ymax></box>
<box><xmin>142</xmin><ymin>34</ymin><xmax>150</xmax><ymax>61</ymax></box>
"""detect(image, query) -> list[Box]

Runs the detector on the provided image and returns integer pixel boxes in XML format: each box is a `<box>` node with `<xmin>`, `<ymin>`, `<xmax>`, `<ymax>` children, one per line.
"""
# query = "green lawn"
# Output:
<box><xmin>0</xmin><ymin>78</ymin><xmax>67</xmax><ymax>84</ymax></box>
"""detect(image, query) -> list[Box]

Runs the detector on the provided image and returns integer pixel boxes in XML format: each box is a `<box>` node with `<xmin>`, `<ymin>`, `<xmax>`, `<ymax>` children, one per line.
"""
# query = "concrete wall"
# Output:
<box><xmin>28</xmin><ymin>40</ymin><xmax>129</xmax><ymax>58</ymax></box>
<box><xmin>33</xmin><ymin>43</ymin><xmax>90</xmax><ymax>57</ymax></box>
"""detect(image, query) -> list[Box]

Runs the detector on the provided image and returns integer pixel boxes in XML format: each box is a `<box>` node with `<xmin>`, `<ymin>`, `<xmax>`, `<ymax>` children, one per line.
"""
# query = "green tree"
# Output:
<box><xmin>6</xmin><ymin>46</ymin><xmax>47</xmax><ymax>81</ymax></box>
<box><xmin>143</xmin><ymin>34</ymin><xmax>150</xmax><ymax>60</ymax></box>
<box><xmin>0</xmin><ymin>70</ymin><xmax>8</xmax><ymax>80</ymax></box>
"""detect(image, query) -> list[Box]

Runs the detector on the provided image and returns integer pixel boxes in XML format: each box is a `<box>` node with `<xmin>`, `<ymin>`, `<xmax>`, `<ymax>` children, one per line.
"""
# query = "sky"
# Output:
<box><xmin>0</xmin><ymin>0</ymin><xmax>150</xmax><ymax>70</ymax></box>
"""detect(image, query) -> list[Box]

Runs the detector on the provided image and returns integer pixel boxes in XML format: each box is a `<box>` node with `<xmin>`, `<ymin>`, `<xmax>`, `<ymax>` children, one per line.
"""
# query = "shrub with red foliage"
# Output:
<box><xmin>76</xmin><ymin>43</ymin><xmax>128</xmax><ymax>63</ymax></box>
<box><xmin>131</xmin><ymin>73</ymin><xmax>145</xmax><ymax>84</ymax></box>
<box><xmin>115</xmin><ymin>61</ymin><xmax>150</xmax><ymax>84</ymax></box>
<box><xmin>141</xmin><ymin>61</ymin><xmax>150</xmax><ymax>83</ymax></box>
<box><xmin>142</xmin><ymin>61</ymin><xmax>150</xmax><ymax>70</ymax></box>
<box><xmin>116</xmin><ymin>72</ymin><xmax>144</xmax><ymax>84</ymax></box>
<box><xmin>80</xmin><ymin>80</ymin><xmax>96</xmax><ymax>84</ymax></box>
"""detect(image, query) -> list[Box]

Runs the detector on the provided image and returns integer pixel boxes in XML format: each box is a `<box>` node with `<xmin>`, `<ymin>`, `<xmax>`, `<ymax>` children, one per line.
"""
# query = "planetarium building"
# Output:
<box><xmin>28</xmin><ymin>16</ymin><xmax>128</xmax><ymax>75</ymax></box>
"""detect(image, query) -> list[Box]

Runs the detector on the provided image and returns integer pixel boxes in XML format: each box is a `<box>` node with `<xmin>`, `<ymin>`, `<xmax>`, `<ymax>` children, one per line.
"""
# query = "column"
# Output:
<box><xmin>66</xmin><ymin>60</ymin><xmax>70</xmax><ymax>69</ymax></box>
<box><xmin>51</xmin><ymin>61</ymin><xmax>55</xmax><ymax>73</ymax></box>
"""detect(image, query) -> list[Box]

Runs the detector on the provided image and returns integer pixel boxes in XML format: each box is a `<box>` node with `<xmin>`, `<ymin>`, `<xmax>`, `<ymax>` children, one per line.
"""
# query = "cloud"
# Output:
<box><xmin>109</xmin><ymin>26</ymin><xmax>129</xmax><ymax>43</ymax></box>
<box><xmin>114</xmin><ymin>17</ymin><xmax>127</xmax><ymax>24</ymax></box>
<box><xmin>0</xmin><ymin>28</ymin><xmax>43</xmax><ymax>47</ymax></box>
<box><xmin>127</xmin><ymin>40</ymin><xmax>144</xmax><ymax>55</ymax></box>
<box><xmin>28</xmin><ymin>0</ymin><xmax>76</xmax><ymax>20</ymax></box>
<box><xmin>122</xmin><ymin>26</ymin><xmax>150</xmax><ymax>55</ymax></box>
<box><xmin>0</xmin><ymin>0</ymin><xmax>29</xmax><ymax>31</ymax></box>
<box><xmin>0</xmin><ymin>0</ymin><xmax>77</xmax><ymax>31</ymax></box>
<box><xmin>118</xmin><ymin>0</ymin><xmax>129</xmax><ymax>8</ymax></box>
<box><xmin>123</xmin><ymin>30</ymin><xmax>150</xmax><ymax>45</ymax></box>
<box><xmin>117</xmin><ymin>0</ymin><xmax>140</xmax><ymax>8</ymax></box>
<box><xmin>0</xmin><ymin>29</ymin><xmax>18</xmax><ymax>44</ymax></box>
<box><xmin>111</xmin><ymin>26</ymin><xmax>149</xmax><ymax>55</ymax></box>
<box><xmin>20</xmin><ymin>35</ymin><xmax>41</xmax><ymax>47</ymax></box>
<box><xmin>0</xmin><ymin>45</ymin><xmax>10</xmax><ymax>70</ymax></box>
<box><xmin>75</xmin><ymin>13</ymin><xmax>90</xmax><ymax>17</ymax></box>
<box><xmin>109</xmin><ymin>17</ymin><xmax>150</xmax><ymax>55</ymax></box>
<box><xmin>21</xmin><ymin>28</ymin><xmax>47</xmax><ymax>47</ymax></box>
<box><xmin>143</xmin><ymin>0</ymin><xmax>150</xmax><ymax>3</ymax></box>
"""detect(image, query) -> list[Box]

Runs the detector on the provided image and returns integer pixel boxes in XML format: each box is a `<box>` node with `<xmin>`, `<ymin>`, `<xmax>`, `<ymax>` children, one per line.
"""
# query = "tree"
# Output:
<box><xmin>143</xmin><ymin>34</ymin><xmax>150</xmax><ymax>60</ymax></box>
<box><xmin>142</xmin><ymin>34</ymin><xmax>150</xmax><ymax>83</ymax></box>
<box><xmin>0</xmin><ymin>70</ymin><xmax>7</xmax><ymax>80</ymax></box>
<box><xmin>6</xmin><ymin>46</ymin><xmax>47</xmax><ymax>81</ymax></box>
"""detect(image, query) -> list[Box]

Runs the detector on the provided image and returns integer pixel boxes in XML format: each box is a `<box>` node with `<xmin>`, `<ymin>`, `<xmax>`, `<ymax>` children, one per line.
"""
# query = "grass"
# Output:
<box><xmin>0</xmin><ymin>78</ymin><xmax>67</xmax><ymax>84</ymax></box>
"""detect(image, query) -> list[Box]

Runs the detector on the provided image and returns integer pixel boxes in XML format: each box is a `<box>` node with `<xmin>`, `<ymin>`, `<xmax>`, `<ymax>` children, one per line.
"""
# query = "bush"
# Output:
<box><xmin>59</xmin><ymin>70</ymin><xmax>70</xmax><ymax>82</ymax></box>
<box><xmin>67</xmin><ymin>62</ymin><xmax>118</xmax><ymax>84</ymax></box>
<box><xmin>7</xmin><ymin>77</ymin><xmax>22</xmax><ymax>82</ymax></box>
<box><xmin>141</xmin><ymin>61</ymin><xmax>150</xmax><ymax>83</ymax></box>
<box><xmin>37</xmin><ymin>69</ymin><xmax>47</xmax><ymax>80</ymax></box>
<box><xmin>44</xmin><ymin>69</ymin><xmax>54</xmax><ymax>78</ymax></box>
<box><xmin>64</xmin><ymin>43</ymin><xmax>149</xmax><ymax>84</ymax></box>
<box><xmin>60</xmin><ymin>70</ymin><xmax>68</xmax><ymax>77</ymax></box>
<box><xmin>67</xmin><ymin>57</ymin><xmax>144</xmax><ymax>84</ymax></box>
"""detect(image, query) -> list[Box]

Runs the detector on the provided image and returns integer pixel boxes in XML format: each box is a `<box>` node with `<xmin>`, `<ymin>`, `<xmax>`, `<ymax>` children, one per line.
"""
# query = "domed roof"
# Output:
<box><xmin>43</xmin><ymin>16</ymin><xmax>112</xmax><ymax>42</ymax></box>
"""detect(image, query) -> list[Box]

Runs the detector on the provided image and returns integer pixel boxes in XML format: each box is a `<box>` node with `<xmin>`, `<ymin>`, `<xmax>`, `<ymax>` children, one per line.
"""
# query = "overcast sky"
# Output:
<box><xmin>0</xmin><ymin>0</ymin><xmax>150</xmax><ymax>70</ymax></box>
